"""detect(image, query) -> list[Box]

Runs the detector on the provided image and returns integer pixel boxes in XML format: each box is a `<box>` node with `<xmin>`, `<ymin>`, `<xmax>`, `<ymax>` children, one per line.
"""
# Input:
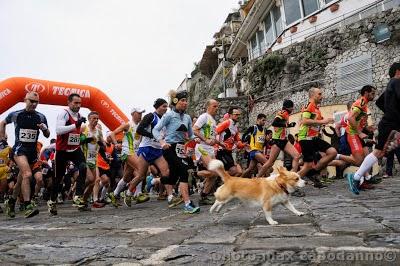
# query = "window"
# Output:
<box><xmin>283</xmin><ymin>0</ymin><xmax>302</xmax><ymax>25</ymax></box>
<box><xmin>272</xmin><ymin>5</ymin><xmax>283</xmax><ymax>36</ymax></box>
<box><xmin>336</xmin><ymin>54</ymin><xmax>373</xmax><ymax>96</ymax></box>
<box><xmin>264</xmin><ymin>13</ymin><xmax>274</xmax><ymax>47</ymax></box>
<box><xmin>250</xmin><ymin>35</ymin><xmax>259</xmax><ymax>59</ymax></box>
<box><xmin>257</xmin><ymin>30</ymin><xmax>266</xmax><ymax>54</ymax></box>
<box><xmin>302</xmin><ymin>0</ymin><xmax>319</xmax><ymax>17</ymax></box>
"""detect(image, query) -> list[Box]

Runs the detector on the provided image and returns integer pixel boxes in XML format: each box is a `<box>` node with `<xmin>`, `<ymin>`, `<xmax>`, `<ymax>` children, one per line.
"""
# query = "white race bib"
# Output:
<box><xmin>68</xmin><ymin>133</ymin><xmax>80</xmax><ymax>146</ymax></box>
<box><xmin>175</xmin><ymin>144</ymin><xmax>187</xmax><ymax>158</ymax></box>
<box><xmin>88</xmin><ymin>150</ymin><xmax>97</xmax><ymax>160</ymax></box>
<box><xmin>256</xmin><ymin>135</ymin><xmax>265</xmax><ymax>143</ymax></box>
<box><xmin>19</xmin><ymin>129</ymin><xmax>37</xmax><ymax>143</ymax></box>
<box><xmin>42</xmin><ymin>168</ymin><xmax>48</xmax><ymax>175</ymax></box>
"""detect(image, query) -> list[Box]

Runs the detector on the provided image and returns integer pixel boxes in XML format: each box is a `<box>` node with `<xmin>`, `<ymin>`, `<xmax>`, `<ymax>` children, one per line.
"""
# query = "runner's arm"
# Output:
<box><xmin>241</xmin><ymin>126</ymin><xmax>253</xmax><ymax>143</ymax></box>
<box><xmin>55</xmin><ymin>111</ymin><xmax>77</xmax><ymax>135</ymax></box>
<box><xmin>301</xmin><ymin>112</ymin><xmax>332</xmax><ymax>125</ymax></box>
<box><xmin>0</xmin><ymin>120</ymin><xmax>7</xmax><ymax>141</ymax></box>
<box><xmin>271</xmin><ymin>116</ymin><xmax>287</xmax><ymax>127</ymax></box>
<box><xmin>216</xmin><ymin>120</ymin><xmax>230</xmax><ymax>134</ymax></box>
<box><xmin>347</xmin><ymin>107</ymin><xmax>362</xmax><ymax>135</ymax></box>
<box><xmin>40</xmin><ymin>115</ymin><xmax>50</xmax><ymax>138</ymax></box>
<box><xmin>110</xmin><ymin>123</ymin><xmax>129</xmax><ymax>145</ymax></box>
<box><xmin>137</xmin><ymin>113</ymin><xmax>154</xmax><ymax>139</ymax></box>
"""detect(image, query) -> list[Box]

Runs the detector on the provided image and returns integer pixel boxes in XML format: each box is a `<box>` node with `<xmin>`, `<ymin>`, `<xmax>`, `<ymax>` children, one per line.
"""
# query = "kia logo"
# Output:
<box><xmin>25</xmin><ymin>82</ymin><xmax>46</xmax><ymax>94</ymax></box>
<box><xmin>101</xmin><ymin>100</ymin><xmax>110</xmax><ymax>108</ymax></box>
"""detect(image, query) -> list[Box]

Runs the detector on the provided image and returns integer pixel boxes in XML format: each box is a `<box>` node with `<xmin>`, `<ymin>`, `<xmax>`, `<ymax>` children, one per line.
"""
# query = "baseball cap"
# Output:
<box><xmin>130</xmin><ymin>107</ymin><xmax>145</xmax><ymax>114</ymax></box>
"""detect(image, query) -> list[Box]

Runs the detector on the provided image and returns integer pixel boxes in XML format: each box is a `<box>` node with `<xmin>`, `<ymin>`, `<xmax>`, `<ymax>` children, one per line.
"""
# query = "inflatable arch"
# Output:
<box><xmin>0</xmin><ymin>77</ymin><xmax>129</xmax><ymax>131</ymax></box>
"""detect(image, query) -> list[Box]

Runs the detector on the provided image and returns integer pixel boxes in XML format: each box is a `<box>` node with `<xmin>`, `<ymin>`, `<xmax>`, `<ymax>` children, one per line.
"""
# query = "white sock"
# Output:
<box><xmin>167</xmin><ymin>194</ymin><xmax>173</xmax><ymax>202</ymax></box>
<box><xmin>126</xmin><ymin>189</ymin><xmax>134</xmax><ymax>196</ymax></box>
<box><xmin>151</xmin><ymin>179</ymin><xmax>156</xmax><ymax>185</ymax></box>
<box><xmin>134</xmin><ymin>182</ymin><xmax>142</xmax><ymax>197</ymax></box>
<box><xmin>354</xmin><ymin>153</ymin><xmax>378</xmax><ymax>181</ymax></box>
<box><xmin>336</xmin><ymin>154</ymin><xmax>341</xmax><ymax>160</ymax></box>
<box><xmin>100</xmin><ymin>187</ymin><xmax>107</xmax><ymax>201</ymax></box>
<box><xmin>114</xmin><ymin>179</ymin><xmax>127</xmax><ymax>195</ymax></box>
<box><xmin>365</xmin><ymin>174</ymin><xmax>372</xmax><ymax>181</ymax></box>
<box><xmin>185</xmin><ymin>200</ymin><xmax>191</xmax><ymax>206</ymax></box>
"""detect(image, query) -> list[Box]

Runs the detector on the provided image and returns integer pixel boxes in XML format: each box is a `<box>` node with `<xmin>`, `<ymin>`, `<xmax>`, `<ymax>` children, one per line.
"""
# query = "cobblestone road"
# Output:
<box><xmin>1</xmin><ymin>178</ymin><xmax>400</xmax><ymax>265</ymax></box>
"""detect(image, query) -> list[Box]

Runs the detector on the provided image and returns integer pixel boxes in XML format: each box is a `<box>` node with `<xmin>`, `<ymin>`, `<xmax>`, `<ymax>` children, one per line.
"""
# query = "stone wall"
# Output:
<box><xmin>248</xmin><ymin>8</ymin><xmax>400</xmax><ymax>125</ymax></box>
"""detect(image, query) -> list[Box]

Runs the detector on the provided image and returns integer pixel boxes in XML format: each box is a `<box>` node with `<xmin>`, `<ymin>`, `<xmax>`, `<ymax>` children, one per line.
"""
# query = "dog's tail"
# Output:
<box><xmin>208</xmin><ymin>159</ymin><xmax>231</xmax><ymax>182</ymax></box>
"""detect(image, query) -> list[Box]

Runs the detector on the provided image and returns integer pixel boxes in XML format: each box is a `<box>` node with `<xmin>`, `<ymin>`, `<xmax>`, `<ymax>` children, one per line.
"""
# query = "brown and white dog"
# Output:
<box><xmin>208</xmin><ymin>159</ymin><xmax>306</xmax><ymax>225</ymax></box>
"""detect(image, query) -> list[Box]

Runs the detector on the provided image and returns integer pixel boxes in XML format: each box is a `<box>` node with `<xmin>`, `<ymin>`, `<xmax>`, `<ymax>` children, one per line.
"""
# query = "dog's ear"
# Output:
<box><xmin>277</xmin><ymin>166</ymin><xmax>286</xmax><ymax>174</ymax></box>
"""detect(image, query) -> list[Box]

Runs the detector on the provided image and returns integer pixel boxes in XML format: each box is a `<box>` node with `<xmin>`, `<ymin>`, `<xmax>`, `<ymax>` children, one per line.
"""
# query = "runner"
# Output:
<box><xmin>336</xmin><ymin>86</ymin><xmax>376</xmax><ymax>166</ymax></box>
<box><xmin>215</xmin><ymin>107</ymin><xmax>247</xmax><ymax>176</ymax></box>
<box><xmin>257</xmin><ymin>100</ymin><xmax>300</xmax><ymax>177</ymax></box>
<box><xmin>0</xmin><ymin>137</ymin><xmax>11</xmax><ymax>214</ymax></box>
<box><xmin>109</xmin><ymin>107</ymin><xmax>147</xmax><ymax>206</ymax></box>
<box><xmin>94</xmin><ymin>135</ymin><xmax>114</xmax><ymax>207</ymax></box>
<box><xmin>193</xmin><ymin>99</ymin><xmax>224</xmax><ymax>205</ymax></box>
<box><xmin>123</xmin><ymin>98</ymin><xmax>169</xmax><ymax>207</ymax></box>
<box><xmin>348</xmin><ymin>63</ymin><xmax>400</xmax><ymax>194</ymax></box>
<box><xmin>297</xmin><ymin>86</ymin><xmax>337</xmax><ymax>188</ymax></box>
<box><xmin>80</xmin><ymin>111</ymin><xmax>105</xmax><ymax>208</ymax></box>
<box><xmin>52</xmin><ymin>93</ymin><xmax>88</xmax><ymax>215</ymax></box>
<box><xmin>0</xmin><ymin>92</ymin><xmax>50</xmax><ymax>218</ymax></box>
<box><xmin>241</xmin><ymin>113</ymin><xmax>268</xmax><ymax>178</ymax></box>
<box><xmin>153</xmin><ymin>90</ymin><xmax>200</xmax><ymax>214</ymax></box>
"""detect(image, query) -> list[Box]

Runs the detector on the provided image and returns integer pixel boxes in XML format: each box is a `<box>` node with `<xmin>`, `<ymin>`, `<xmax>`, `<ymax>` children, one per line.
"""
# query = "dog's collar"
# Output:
<box><xmin>277</xmin><ymin>182</ymin><xmax>289</xmax><ymax>195</ymax></box>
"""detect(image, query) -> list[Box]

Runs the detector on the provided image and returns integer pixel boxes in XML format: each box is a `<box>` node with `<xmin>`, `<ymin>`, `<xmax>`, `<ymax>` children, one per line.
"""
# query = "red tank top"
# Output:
<box><xmin>56</xmin><ymin>110</ymin><xmax>81</xmax><ymax>151</ymax></box>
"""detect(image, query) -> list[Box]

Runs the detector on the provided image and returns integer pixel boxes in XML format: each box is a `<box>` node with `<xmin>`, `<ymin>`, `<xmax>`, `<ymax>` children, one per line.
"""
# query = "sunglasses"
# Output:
<box><xmin>232</xmin><ymin>113</ymin><xmax>241</xmax><ymax>116</ymax></box>
<box><xmin>27</xmin><ymin>99</ymin><xmax>39</xmax><ymax>104</ymax></box>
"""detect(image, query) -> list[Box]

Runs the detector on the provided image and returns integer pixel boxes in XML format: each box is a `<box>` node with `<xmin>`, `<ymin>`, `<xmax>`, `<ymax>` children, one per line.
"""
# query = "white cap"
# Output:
<box><xmin>130</xmin><ymin>107</ymin><xmax>145</xmax><ymax>114</ymax></box>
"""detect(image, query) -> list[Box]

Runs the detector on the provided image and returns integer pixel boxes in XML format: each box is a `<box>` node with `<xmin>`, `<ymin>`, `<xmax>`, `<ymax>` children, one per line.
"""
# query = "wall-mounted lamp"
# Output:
<box><xmin>373</xmin><ymin>23</ymin><xmax>391</xmax><ymax>43</ymax></box>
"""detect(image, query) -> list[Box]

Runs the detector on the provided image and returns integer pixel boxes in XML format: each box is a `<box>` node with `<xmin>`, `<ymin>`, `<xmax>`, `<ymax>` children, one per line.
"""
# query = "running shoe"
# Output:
<box><xmin>168</xmin><ymin>195</ymin><xmax>183</xmax><ymax>208</ymax></box>
<box><xmin>47</xmin><ymin>200</ymin><xmax>57</xmax><ymax>216</ymax></box>
<box><xmin>346</xmin><ymin>173</ymin><xmax>360</xmax><ymax>195</ymax></box>
<box><xmin>183</xmin><ymin>201</ymin><xmax>200</xmax><ymax>214</ymax></box>
<box><xmin>5</xmin><ymin>198</ymin><xmax>15</xmax><ymax>218</ymax></box>
<box><xmin>135</xmin><ymin>193</ymin><xmax>150</xmax><ymax>204</ymax></box>
<box><xmin>24</xmin><ymin>203</ymin><xmax>39</xmax><ymax>218</ymax></box>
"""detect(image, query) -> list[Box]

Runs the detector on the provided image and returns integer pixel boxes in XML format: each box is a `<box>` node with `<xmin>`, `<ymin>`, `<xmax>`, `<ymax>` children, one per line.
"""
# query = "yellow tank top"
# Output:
<box><xmin>0</xmin><ymin>146</ymin><xmax>11</xmax><ymax>167</ymax></box>
<box><xmin>249</xmin><ymin>126</ymin><xmax>265</xmax><ymax>151</ymax></box>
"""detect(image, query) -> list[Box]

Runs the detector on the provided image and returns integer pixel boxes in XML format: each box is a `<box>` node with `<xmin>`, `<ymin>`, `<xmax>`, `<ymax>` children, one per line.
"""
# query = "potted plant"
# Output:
<box><xmin>289</xmin><ymin>26</ymin><xmax>298</xmax><ymax>33</ymax></box>
<box><xmin>330</xmin><ymin>3</ymin><xmax>339</xmax><ymax>12</ymax></box>
<box><xmin>309</xmin><ymin>15</ymin><xmax>317</xmax><ymax>23</ymax></box>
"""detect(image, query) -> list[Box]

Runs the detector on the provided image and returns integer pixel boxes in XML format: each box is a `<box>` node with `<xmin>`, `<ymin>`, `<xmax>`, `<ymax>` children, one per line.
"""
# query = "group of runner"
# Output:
<box><xmin>0</xmin><ymin>62</ymin><xmax>399</xmax><ymax>218</ymax></box>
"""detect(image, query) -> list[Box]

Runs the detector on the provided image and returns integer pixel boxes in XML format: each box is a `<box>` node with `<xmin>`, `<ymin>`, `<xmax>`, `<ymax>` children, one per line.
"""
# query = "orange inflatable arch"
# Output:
<box><xmin>0</xmin><ymin>77</ymin><xmax>129</xmax><ymax>131</ymax></box>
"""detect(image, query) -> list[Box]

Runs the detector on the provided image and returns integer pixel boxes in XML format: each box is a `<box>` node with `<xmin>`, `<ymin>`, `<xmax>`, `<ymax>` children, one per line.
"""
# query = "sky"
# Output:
<box><xmin>0</xmin><ymin>0</ymin><xmax>239</xmax><ymax>146</ymax></box>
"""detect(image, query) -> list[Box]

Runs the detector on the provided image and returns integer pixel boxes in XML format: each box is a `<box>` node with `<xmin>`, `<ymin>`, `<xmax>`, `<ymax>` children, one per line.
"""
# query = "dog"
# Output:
<box><xmin>208</xmin><ymin>159</ymin><xmax>306</xmax><ymax>225</ymax></box>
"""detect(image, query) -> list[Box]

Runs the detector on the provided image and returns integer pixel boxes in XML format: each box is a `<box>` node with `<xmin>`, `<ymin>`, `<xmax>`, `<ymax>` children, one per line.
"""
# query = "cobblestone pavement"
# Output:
<box><xmin>1</xmin><ymin>178</ymin><xmax>400</xmax><ymax>265</ymax></box>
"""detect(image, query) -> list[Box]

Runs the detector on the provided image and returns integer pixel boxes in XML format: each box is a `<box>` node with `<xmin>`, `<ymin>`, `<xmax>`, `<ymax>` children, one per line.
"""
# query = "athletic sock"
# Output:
<box><xmin>354</xmin><ymin>153</ymin><xmax>378</xmax><ymax>181</ymax></box>
<box><xmin>113</xmin><ymin>179</ymin><xmax>127</xmax><ymax>195</ymax></box>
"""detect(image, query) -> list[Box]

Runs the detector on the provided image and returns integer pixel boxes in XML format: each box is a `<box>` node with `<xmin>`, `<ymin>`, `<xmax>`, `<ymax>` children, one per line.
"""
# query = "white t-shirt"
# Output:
<box><xmin>194</xmin><ymin>113</ymin><xmax>217</xmax><ymax>145</ymax></box>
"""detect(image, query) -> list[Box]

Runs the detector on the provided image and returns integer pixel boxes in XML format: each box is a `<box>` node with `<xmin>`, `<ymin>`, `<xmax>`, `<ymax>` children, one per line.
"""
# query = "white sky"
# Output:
<box><xmin>0</xmin><ymin>0</ymin><xmax>239</xmax><ymax>146</ymax></box>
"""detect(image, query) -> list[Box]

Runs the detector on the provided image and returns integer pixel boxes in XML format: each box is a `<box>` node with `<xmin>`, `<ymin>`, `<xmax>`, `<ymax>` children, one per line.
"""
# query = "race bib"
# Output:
<box><xmin>19</xmin><ymin>129</ymin><xmax>37</xmax><ymax>143</ymax></box>
<box><xmin>88</xmin><ymin>150</ymin><xmax>97</xmax><ymax>160</ymax></box>
<box><xmin>42</xmin><ymin>168</ymin><xmax>48</xmax><ymax>175</ymax></box>
<box><xmin>175</xmin><ymin>144</ymin><xmax>187</xmax><ymax>158</ymax></box>
<box><xmin>256</xmin><ymin>135</ymin><xmax>265</xmax><ymax>143</ymax></box>
<box><xmin>68</xmin><ymin>133</ymin><xmax>80</xmax><ymax>146</ymax></box>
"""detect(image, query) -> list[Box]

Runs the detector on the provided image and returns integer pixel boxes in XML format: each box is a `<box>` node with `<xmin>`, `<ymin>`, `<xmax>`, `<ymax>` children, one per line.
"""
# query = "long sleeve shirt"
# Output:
<box><xmin>153</xmin><ymin>109</ymin><xmax>194</xmax><ymax>144</ymax></box>
<box><xmin>56</xmin><ymin>109</ymin><xmax>80</xmax><ymax>135</ymax></box>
